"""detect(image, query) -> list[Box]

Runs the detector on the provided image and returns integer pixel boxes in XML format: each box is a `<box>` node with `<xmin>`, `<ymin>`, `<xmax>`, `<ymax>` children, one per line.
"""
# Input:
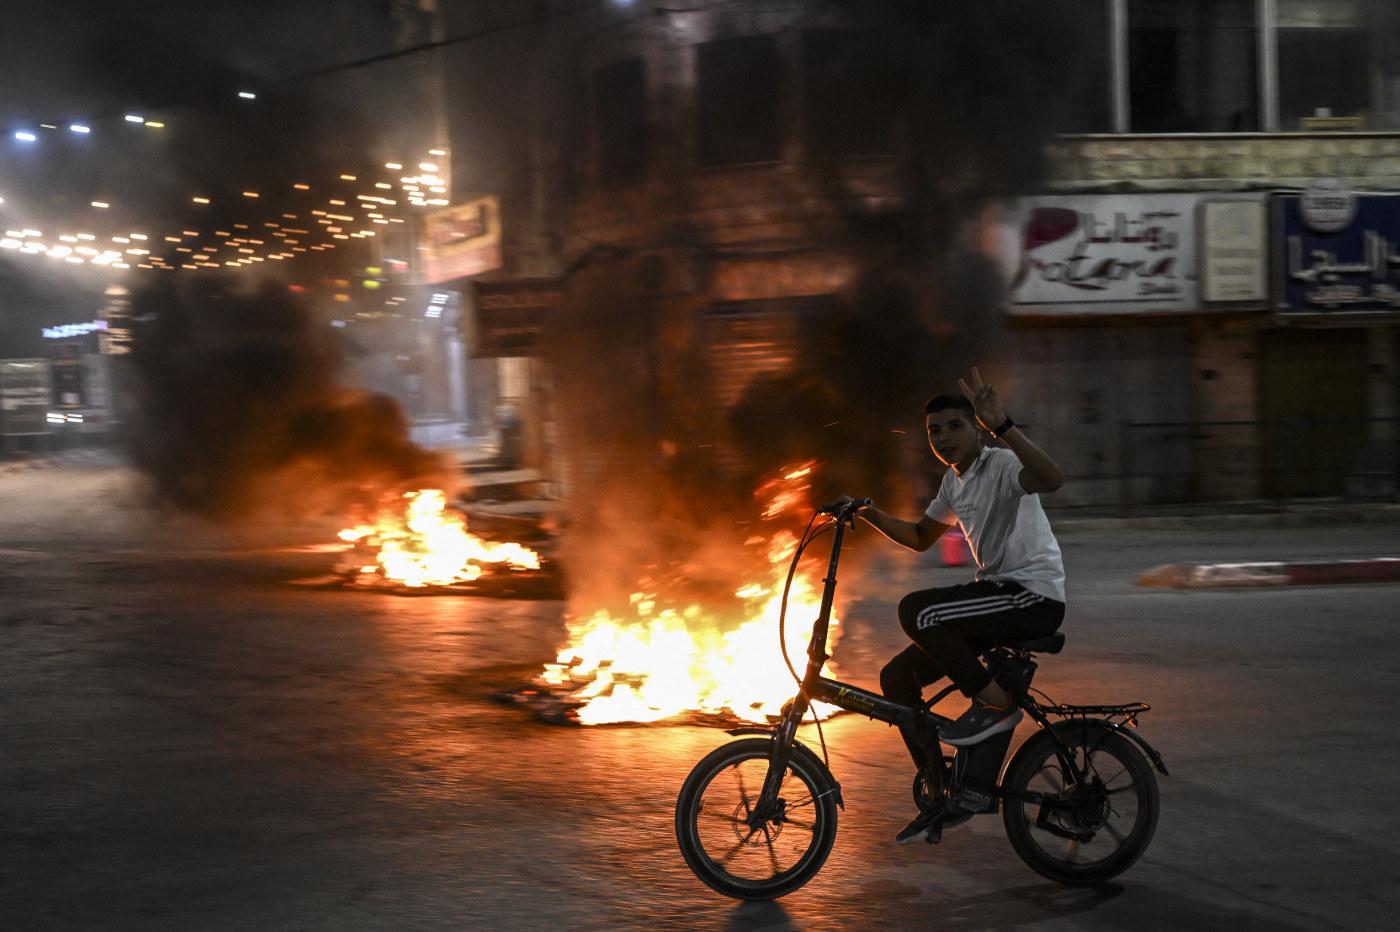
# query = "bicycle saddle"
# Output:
<box><xmin>1009</xmin><ymin>632</ymin><xmax>1066</xmax><ymax>654</ymax></box>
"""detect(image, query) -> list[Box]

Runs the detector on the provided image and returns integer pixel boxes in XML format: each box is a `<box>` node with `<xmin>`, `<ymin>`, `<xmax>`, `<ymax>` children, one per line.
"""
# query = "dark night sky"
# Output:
<box><xmin>0</xmin><ymin>1</ymin><xmax>398</xmax><ymax>126</ymax></box>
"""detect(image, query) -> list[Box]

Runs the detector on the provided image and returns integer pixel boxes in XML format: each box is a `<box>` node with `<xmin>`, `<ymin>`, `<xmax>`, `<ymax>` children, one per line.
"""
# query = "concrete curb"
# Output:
<box><xmin>1136</xmin><ymin>558</ymin><xmax>1400</xmax><ymax>588</ymax></box>
<box><xmin>1052</xmin><ymin>501</ymin><xmax>1400</xmax><ymax>532</ymax></box>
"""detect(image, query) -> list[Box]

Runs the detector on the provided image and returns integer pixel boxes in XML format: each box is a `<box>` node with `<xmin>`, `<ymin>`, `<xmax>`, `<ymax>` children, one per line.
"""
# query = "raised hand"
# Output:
<box><xmin>957</xmin><ymin>366</ymin><xmax>1006</xmax><ymax>433</ymax></box>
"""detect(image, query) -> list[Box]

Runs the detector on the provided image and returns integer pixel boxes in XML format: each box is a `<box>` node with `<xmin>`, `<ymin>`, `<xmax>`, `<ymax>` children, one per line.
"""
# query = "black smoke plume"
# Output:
<box><xmin>734</xmin><ymin>0</ymin><xmax>1097</xmax><ymax>507</ymax></box>
<box><xmin>123</xmin><ymin>275</ymin><xmax>451</xmax><ymax>521</ymax></box>
<box><xmin>547</xmin><ymin>1</ymin><xmax>1094</xmax><ymax>610</ymax></box>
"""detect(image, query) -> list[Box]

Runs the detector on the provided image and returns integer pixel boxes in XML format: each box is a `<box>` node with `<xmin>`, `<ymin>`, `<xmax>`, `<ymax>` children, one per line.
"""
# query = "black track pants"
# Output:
<box><xmin>879</xmin><ymin>580</ymin><xmax>1064</xmax><ymax>769</ymax></box>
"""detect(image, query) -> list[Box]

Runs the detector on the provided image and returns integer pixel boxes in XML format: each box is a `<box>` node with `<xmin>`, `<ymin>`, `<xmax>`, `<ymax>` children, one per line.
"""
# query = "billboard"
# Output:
<box><xmin>998</xmin><ymin>194</ymin><xmax>1201</xmax><ymax>315</ymax></box>
<box><xmin>421</xmin><ymin>196</ymin><xmax>502</xmax><ymax>284</ymax></box>
<box><xmin>1275</xmin><ymin>189</ymin><xmax>1400</xmax><ymax>314</ymax></box>
<box><xmin>1200</xmin><ymin>199</ymin><xmax>1269</xmax><ymax>303</ymax></box>
<box><xmin>469</xmin><ymin>279</ymin><xmax>560</xmax><ymax>357</ymax></box>
<box><xmin>1</xmin><ymin>359</ymin><xmax>52</xmax><ymax>437</ymax></box>
<box><xmin>996</xmin><ymin>193</ymin><xmax>1270</xmax><ymax>315</ymax></box>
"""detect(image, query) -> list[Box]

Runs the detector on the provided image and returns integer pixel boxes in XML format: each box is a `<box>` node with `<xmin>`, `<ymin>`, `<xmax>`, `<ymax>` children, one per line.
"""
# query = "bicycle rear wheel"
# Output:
<box><xmin>675</xmin><ymin>737</ymin><xmax>838</xmax><ymax>900</ymax></box>
<box><xmin>1001</xmin><ymin>723</ymin><xmax>1159</xmax><ymax>885</ymax></box>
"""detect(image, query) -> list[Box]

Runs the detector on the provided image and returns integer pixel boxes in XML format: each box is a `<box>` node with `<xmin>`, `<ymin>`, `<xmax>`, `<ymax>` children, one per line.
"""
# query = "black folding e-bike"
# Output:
<box><xmin>675</xmin><ymin>498</ymin><xmax>1168</xmax><ymax>900</ymax></box>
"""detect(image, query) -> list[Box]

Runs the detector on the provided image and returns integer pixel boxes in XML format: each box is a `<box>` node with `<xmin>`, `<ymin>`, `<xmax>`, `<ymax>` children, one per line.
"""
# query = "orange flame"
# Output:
<box><xmin>338</xmin><ymin>489</ymin><xmax>540</xmax><ymax>587</ymax></box>
<box><xmin>542</xmin><ymin>461</ymin><xmax>840</xmax><ymax>724</ymax></box>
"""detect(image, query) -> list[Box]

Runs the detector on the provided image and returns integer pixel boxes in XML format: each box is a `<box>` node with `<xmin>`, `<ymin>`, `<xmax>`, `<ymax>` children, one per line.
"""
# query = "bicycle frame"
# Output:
<box><xmin>748</xmin><ymin>501</ymin><xmax>1167</xmax><ymax>827</ymax></box>
<box><xmin>680</xmin><ymin>500</ymin><xmax>1168</xmax><ymax>899</ymax></box>
<box><xmin>754</xmin><ymin>503</ymin><xmax>953</xmax><ymax>819</ymax></box>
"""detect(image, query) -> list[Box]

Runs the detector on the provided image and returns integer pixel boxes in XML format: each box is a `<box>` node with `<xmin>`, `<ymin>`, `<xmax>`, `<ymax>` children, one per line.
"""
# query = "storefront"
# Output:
<box><xmin>995</xmin><ymin>191</ymin><xmax>1270</xmax><ymax>505</ymax></box>
<box><xmin>1268</xmin><ymin>183</ymin><xmax>1400</xmax><ymax>496</ymax></box>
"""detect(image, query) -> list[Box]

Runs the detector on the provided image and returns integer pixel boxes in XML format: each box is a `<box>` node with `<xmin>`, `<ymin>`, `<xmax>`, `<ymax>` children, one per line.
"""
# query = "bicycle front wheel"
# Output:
<box><xmin>675</xmin><ymin>737</ymin><xmax>838</xmax><ymax>900</ymax></box>
<box><xmin>1001</xmin><ymin>723</ymin><xmax>1160</xmax><ymax>885</ymax></box>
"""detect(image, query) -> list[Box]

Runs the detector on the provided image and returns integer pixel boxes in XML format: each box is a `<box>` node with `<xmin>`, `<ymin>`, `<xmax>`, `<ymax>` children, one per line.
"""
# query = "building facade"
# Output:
<box><xmin>441</xmin><ymin>0</ymin><xmax>1400</xmax><ymax>510</ymax></box>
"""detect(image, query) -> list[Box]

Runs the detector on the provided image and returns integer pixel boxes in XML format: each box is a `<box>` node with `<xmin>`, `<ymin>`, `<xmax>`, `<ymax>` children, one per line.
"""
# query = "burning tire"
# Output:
<box><xmin>675</xmin><ymin>737</ymin><xmax>838</xmax><ymax>900</ymax></box>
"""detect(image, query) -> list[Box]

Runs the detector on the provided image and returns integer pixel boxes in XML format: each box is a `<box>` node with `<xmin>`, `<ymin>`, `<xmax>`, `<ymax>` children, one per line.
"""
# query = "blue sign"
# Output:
<box><xmin>42</xmin><ymin>320</ymin><xmax>107</xmax><ymax>339</ymax></box>
<box><xmin>1276</xmin><ymin>194</ymin><xmax>1400</xmax><ymax>313</ymax></box>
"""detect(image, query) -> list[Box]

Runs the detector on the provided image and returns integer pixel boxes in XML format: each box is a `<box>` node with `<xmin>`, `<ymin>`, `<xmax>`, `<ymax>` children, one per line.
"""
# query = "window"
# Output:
<box><xmin>595</xmin><ymin>58</ymin><xmax>647</xmax><ymax>183</ymax></box>
<box><xmin>1278</xmin><ymin>1</ymin><xmax>1370</xmax><ymax>130</ymax></box>
<box><xmin>1279</xmin><ymin>28</ymin><xmax>1368</xmax><ymax>130</ymax></box>
<box><xmin>1099</xmin><ymin>0</ymin><xmax>1400</xmax><ymax>134</ymax></box>
<box><xmin>697</xmin><ymin>35</ymin><xmax>782</xmax><ymax>167</ymax></box>
<box><xmin>1059</xmin><ymin>0</ymin><xmax>1113</xmax><ymax>134</ymax></box>
<box><xmin>801</xmin><ymin>30</ymin><xmax>896</xmax><ymax>158</ymax></box>
<box><xmin>1128</xmin><ymin>0</ymin><xmax>1257</xmax><ymax>133</ymax></box>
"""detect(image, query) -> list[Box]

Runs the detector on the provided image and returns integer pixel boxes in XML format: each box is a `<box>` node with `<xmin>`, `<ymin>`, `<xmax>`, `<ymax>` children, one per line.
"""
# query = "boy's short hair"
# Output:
<box><xmin>925</xmin><ymin>392</ymin><xmax>976</xmax><ymax>420</ymax></box>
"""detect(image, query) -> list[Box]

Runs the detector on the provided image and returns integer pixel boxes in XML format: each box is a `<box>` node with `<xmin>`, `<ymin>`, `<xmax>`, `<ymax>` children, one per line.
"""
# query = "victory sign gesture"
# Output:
<box><xmin>958</xmin><ymin>366</ymin><xmax>1007</xmax><ymax>435</ymax></box>
<box><xmin>956</xmin><ymin>366</ymin><xmax>1064</xmax><ymax>493</ymax></box>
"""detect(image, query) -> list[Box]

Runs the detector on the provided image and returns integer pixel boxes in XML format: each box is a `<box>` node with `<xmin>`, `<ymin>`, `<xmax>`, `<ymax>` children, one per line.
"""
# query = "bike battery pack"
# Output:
<box><xmin>954</xmin><ymin>727</ymin><xmax>1016</xmax><ymax>809</ymax></box>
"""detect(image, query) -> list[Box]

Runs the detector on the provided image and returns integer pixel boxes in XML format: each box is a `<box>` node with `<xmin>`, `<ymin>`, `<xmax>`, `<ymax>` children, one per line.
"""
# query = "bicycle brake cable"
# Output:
<box><xmin>777</xmin><ymin>512</ymin><xmax>839</xmax><ymax>767</ymax></box>
<box><xmin>777</xmin><ymin>512</ymin><xmax>832</xmax><ymax>685</ymax></box>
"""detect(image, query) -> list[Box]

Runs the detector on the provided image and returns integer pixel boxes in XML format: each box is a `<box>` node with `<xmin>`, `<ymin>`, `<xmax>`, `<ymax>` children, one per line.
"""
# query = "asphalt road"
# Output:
<box><xmin>2</xmin><ymin>463</ymin><xmax>1398</xmax><ymax>931</ymax></box>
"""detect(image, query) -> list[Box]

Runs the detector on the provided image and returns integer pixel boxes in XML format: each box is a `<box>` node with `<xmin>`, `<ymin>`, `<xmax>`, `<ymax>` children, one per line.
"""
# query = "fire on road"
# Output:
<box><xmin>3</xmin><ymin>463</ymin><xmax>1399</xmax><ymax>930</ymax></box>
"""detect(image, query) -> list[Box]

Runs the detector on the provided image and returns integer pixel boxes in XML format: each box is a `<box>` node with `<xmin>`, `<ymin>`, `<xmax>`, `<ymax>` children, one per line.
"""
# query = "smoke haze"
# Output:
<box><xmin>123</xmin><ymin>275</ymin><xmax>452</xmax><ymax>522</ymax></box>
<box><xmin>548</xmin><ymin>1</ymin><xmax>1093</xmax><ymax>612</ymax></box>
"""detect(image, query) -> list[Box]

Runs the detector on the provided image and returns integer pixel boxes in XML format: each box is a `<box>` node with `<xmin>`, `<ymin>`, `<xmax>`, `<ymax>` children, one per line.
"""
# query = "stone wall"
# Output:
<box><xmin>1047</xmin><ymin>134</ymin><xmax>1400</xmax><ymax>192</ymax></box>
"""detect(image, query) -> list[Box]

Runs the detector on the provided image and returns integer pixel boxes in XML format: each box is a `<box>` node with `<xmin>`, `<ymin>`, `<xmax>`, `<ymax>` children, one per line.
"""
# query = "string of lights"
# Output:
<box><xmin>1</xmin><ymin>150</ymin><xmax>450</xmax><ymax>276</ymax></box>
<box><xmin>0</xmin><ymin>1</ymin><xmax>609</xmax><ymax>283</ymax></box>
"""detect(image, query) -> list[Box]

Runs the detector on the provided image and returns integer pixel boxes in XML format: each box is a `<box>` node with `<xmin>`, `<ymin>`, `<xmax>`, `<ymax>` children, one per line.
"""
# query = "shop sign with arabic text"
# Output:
<box><xmin>1275</xmin><ymin>193</ymin><xmax>1400</xmax><ymax>313</ymax></box>
<box><xmin>998</xmin><ymin>194</ymin><xmax>1200</xmax><ymax>315</ymax></box>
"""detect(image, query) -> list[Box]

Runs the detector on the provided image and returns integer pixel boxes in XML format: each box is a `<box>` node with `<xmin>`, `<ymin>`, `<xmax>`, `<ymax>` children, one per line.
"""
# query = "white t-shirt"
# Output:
<box><xmin>925</xmin><ymin>446</ymin><xmax>1066</xmax><ymax>602</ymax></box>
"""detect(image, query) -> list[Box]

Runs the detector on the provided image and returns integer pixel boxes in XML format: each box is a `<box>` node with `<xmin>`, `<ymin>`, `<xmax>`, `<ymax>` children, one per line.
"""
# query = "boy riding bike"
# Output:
<box><xmin>848</xmin><ymin>367</ymin><xmax>1067</xmax><ymax>845</ymax></box>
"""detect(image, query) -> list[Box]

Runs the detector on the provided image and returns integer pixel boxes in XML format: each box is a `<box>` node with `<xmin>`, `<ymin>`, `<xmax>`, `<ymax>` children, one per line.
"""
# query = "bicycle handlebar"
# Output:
<box><xmin>817</xmin><ymin>498</ymin><xmax>872</xmax><ymax>524</ymax></box>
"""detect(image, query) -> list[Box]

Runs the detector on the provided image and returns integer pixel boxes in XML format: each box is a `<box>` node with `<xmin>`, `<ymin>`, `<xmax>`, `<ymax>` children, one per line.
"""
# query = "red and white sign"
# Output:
<box><xmin>997</xmin><ymin>194</ymin><xmax>1200</xmax><ymax>315</ymax></box>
